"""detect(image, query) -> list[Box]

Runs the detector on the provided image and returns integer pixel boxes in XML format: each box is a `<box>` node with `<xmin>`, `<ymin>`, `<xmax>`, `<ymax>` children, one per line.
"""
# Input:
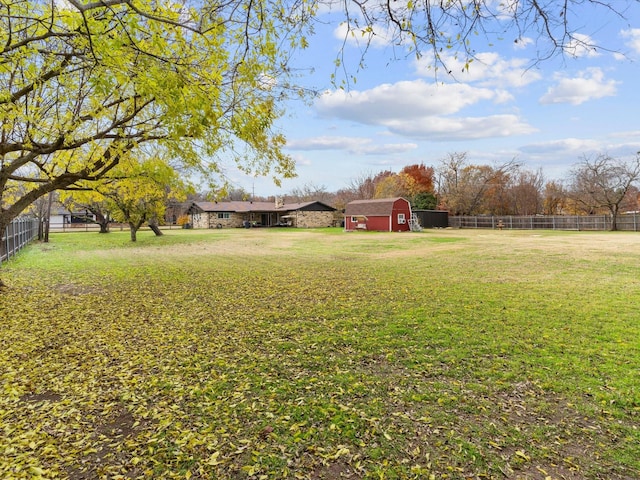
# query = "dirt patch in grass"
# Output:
<box><xmin>311</xmin><ymin>460</ymin><xmax>359</xmax><ymax>479</ymax></box>
<box><xmin>65</xmin><ymin>406</ymin><xmax>148</xmax><ymax>480</ymax></box>
<box><xmin>55</xmin><ymin>283</ymin><xmax>103</xmax><ymax>295</ymax></box>
<box><xmin>20</xmin><ymin>391</ymin><xmax>63</xmax><ymax>403</ymax></box>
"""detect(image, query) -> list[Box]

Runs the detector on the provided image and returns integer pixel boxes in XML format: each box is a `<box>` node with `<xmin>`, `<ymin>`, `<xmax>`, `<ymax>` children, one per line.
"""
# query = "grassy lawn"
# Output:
<box><xmin>1</xmin><ymin>228</ymin><xmax>639</xmax><ymax>479</ymax></box>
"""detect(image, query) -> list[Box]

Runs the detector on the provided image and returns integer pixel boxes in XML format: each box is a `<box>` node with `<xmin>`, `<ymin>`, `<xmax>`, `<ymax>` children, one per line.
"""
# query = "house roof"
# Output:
<box><xmin>188</xmin><ymin>200</ymin><xmax>335</xmax><ymax>214</ymax></box>
<box><xmin>190</xmin><ymin>201</ymin><xmax>275</xmax><ymax>213</ymax></box>
<box><xmin>50</xmin><ymin>207</ymin><xmax>72</xmax><ymax>216</ymax></box>
<box><xmin>50</xmin><ymin>207</ymin><xmax>93</xmax><ymax>216</ymax></box>
<box><xmin>278</xmin><ymin>201</ymin><xmax>335</xmax><ymax>212</ymax></box>
<box><xmin>344</xmin><ymin>198</ymin><xmax>409</xmax><ymax>216</ymax></box>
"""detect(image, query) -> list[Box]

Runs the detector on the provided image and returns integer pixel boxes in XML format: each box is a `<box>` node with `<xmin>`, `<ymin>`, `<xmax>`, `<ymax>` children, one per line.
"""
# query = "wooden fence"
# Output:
<box><xmin>448</xmin><ymin>214</ymin><xmax>640</xmax><ymax>231</ymax></box>
<box><xmin>1</xmin><ymin>216</ymin><xmax>39</xmax><ymax>263</ymax></box>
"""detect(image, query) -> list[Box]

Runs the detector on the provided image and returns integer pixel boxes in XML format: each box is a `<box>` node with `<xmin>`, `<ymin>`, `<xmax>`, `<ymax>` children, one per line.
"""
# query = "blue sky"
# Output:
<box><xmin>228</xmin><ymin>3</ymin><xmax>640</xmax><ymax>197</ymax></box>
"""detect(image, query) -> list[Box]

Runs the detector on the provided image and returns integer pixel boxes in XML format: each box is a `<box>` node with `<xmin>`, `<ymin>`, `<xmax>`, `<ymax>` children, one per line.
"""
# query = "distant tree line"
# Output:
<box><xmin>29</xmin><ymin>150</ymin><xmax>640</xmax><ymax>239</ymax></box>
<box><xmin>251</xmin><ymin>152</ymin><xmax>640</xmax><ymax>232</ymax></box>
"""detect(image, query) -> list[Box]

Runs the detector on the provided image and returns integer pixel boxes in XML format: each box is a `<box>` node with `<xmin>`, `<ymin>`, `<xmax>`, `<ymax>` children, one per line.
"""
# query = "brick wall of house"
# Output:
<box><xmin>190</xmin><ymin>213</ymin><xmax>207</xmax><ymax>229</ymax></box>
<box><xmin>207</xmin><ymin>213</ymin><xmax>245</xmax><ymax>228</ymax></box>
<box><xmin>191</xmin><ymin>210</ymin><xmax>334</xmax><ymax>228</ymax></box>
<box><xmin>191</xmin><ymin>213</ymin><xmax>244</xmax><ymax>228</ymax></box>
<box><xmin>294</xmin><ymin>211</ymin><xmax>334</xmax><ymax>228</ymax></box>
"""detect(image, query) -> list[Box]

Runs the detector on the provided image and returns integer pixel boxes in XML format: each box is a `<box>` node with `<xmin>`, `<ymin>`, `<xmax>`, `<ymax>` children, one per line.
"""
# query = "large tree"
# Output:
<box><xmin>1</xmin><ymin>0</ymin><xmax>304</xmax><ymax>237</ymax></box>
<box><xmin>400</xmin><ymin>164</ymin><xmax>435</xmax><ymax>195</ymax></box>
<box><xmin>103</xmin><ymin>159</ymin><xmax>187</xmax><ymax>242</ymax></box>
<box><xmin>568</xmin><ymin>153</ymin><xmax>640</xmax><ymax>230</ymax></box>
<box><xmin>374</xmin><ymin>173</ymin><xmax>417</xmax><ymax>199</ymax></box>
<box><xmin>59</xmin><ymin>192</ymin><xmax>113</xmax><ymax>234</ymax></box>
<box><xmin>61</xmin><ymin>151</ymin><xmax>191</xmax><ymax>240</ymax></box>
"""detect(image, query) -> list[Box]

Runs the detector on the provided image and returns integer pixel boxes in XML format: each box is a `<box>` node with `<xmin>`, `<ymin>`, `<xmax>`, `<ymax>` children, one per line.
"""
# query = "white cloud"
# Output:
<box><xmin>317</xmin><ymin>80</ymin><xmax>499</xmax><ymax>121</ymax></box>
<box><xmin>361</xmin><ymin>143</ymin><xmax>419</xmax><ymax>155</ymax></box>
<box><xmin>539</xmin><ymin>68</ymin><xmax>618</xmax><ymax>105</ymax></box>
<box><xmin>415</xmin><ymin>51</ymin><xmax>541</xmax><ymax>88</ymax></box>
<box><xmin>314</xmin><ymin>79</ymin><xmax>535</xmax><ymax>141</ymax></box>
<box><xmin>330</xmin><ymin>0</ymin><xmax>419</xmax><ymax>50</ymax></box>
<box><xmin>621</xmin><ymin>28</ymin><xmax>640</xmax><ymax>56</ymax></box>
<box><xmin>291</xmin><ymin>154</ymin><xmax>312</xmax><ymax>167</ymax></box>
<box><xmin>519</xmin><ymin>138</ymin><xmax>602</xmax><ymax>155</ymax></box>
<box><xmin>287</xmin><ymin>136</ymin><xmax>368</xmax><ymax>150</ymax></box>
<box><xmin>383</xmin><ymin>115</ymin><xmax>536</xmax><ymax>140</ymax></box>
<box><xmin>565</xmin><ymin>33</ymin><xmax>600</xmax><ymax>58</ymax></box>
<box><xmin>333</xmin><ymin>22</ymin><xmax>394</xmax><ymax>49</ymax></box>
<box><xmin>513</xmin><ymin>37</ymin><xmax>534</xmax><ymax>50</ymax></box>
<box><xmin>608</xmin><ymin>130</ymin><xmax>640</xmax><ymax>140</ymax></box>
<box><xmin>286</xmin><ymin>136</ymin><xmax>417</xmax><ymax>155</ymax></box>
<box><xmin>517</xmin><ymin>138</ymin><xmax>640</xmax><ymax>176</ymax></box>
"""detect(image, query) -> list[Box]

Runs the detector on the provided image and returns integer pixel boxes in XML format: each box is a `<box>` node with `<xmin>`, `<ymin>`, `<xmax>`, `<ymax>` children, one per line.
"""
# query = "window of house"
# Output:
<box><xmin>398</xmin><ymin>213</ymin><xmax>406</xmax><ymax>224</ymax></box>
<box><xmin>217</xmin><ymin>212</ymin><xmax>230</xmax><ymax>219</ymax></box>
<box><xmin>351</xmin><ymin>216</ymin><xmax>359</xmax><ymax>223</ymax></box>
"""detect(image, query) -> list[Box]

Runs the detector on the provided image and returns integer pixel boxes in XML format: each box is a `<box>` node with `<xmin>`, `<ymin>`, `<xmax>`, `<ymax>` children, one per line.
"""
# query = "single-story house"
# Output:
<box><xmin>344</xmin><ymin>197</ymin><xmax>414</xmax><ymax>232</ymax></box>
<box><xmin>186</xmin><ymin>199</ymin><xmax>336</xmax><ymax>229</ymax></box>
<box><xmin>49</xmin><ymin>207</ymin><xmax>95</xmax><ymax>228</ymax></box>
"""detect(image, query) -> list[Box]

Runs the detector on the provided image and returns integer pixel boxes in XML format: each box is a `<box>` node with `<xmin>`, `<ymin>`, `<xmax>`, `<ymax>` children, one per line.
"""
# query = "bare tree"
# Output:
<box><xmin>508</xmin><ymin>169</ymin><xmax>545</xmax><ymax>215</ymax></box>
<box><xmin>436</xmin><ymin>153</ymin><xmax>521</xmax><ymax>215</ymax></box>
<box><xmin>346</xmin><ymin>171</ymin><xmax>395</xmax><ymax>200</ymax></box>
<box><xmin>333</xmin><ymin>188</ymin><xmax>359</xmax><ymax>214</ymax></box>
<box><xmin>568</xmin><ymin>153</ymin><xmax>640</xmax><ymax>230</ymax></box>
<box><xmin>621</xmin><ymin>185</ymin><xmax>640</xmax><ymax>213</ymax></box>
<box><xmin>543</xmin><ymin>180</ymin><xmax>567</xmax><ymax>215</ymax></box>
<box><xmin>288</xmin><ymin>183</ymin><xmax>333</xmax><ymax>203</ymax></box>
<box><xmin>221</xmin><ymin>188</ymin><xmax>252</xmax><ymax>202</ymax></box>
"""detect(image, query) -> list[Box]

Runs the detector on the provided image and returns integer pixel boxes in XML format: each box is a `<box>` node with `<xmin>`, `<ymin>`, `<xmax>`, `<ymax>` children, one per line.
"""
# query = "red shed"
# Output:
<box><xmin>344</xmin><ymin>198</ymin><xmax>413</xmax><ymax>232</ymax></box>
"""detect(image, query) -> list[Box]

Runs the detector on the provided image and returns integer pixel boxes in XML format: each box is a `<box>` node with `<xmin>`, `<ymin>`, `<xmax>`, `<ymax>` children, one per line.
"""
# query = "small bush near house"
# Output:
<box><xmin>176</xmin><ymin>214</ymin><xmax>190</xmax><ymax>226</ymax></box>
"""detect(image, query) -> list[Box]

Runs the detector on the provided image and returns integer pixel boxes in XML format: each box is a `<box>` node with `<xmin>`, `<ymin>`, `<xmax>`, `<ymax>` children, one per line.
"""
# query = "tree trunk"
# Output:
<box><xmin>610</xmin><ymin>211</ymin><xmax>618</xmax><ymax>231</ymax></box>
<box><xmin>44</xmin><ymin>192</ymin><xmax>53</xmax><ymax>243</ymax></box>
<box><xmin>37</xmin><ymin>217</ymin><xmax>44</xmax><ymax>241</ymax></box>
<box><xmin>129</xmin><ymin>223</ymin><xmax>138</xmax><ymax>242</ymax></box>
<box><xmin>95</xmin><ymin>213</ymin><xmax>110</xmax><ymax>233</ymax></box>
<box><xmin>148</xmin><ymin>219</ymin><xmax>163</xmax><ymax>236</ymax></box>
